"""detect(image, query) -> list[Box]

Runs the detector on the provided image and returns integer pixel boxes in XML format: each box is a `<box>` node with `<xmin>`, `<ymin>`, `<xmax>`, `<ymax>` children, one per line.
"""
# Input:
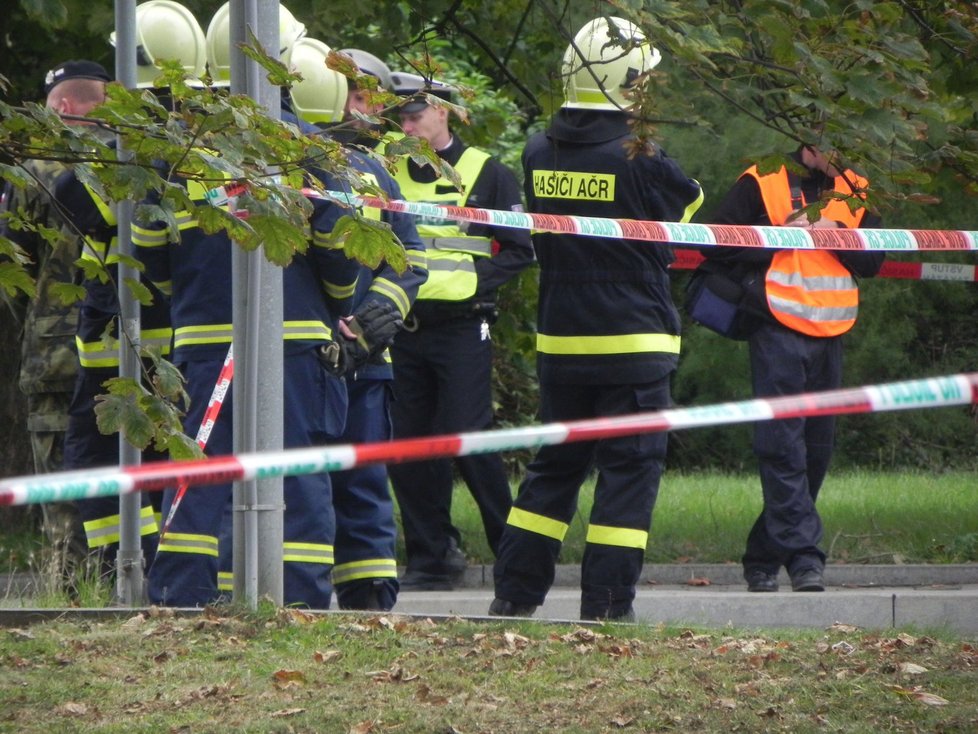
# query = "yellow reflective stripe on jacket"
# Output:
<box><xmin>423</xmin><ymin>236</ymin><xmax>493</xmax><ymax>257</ymax></box>
<box><xmin>323</xmin><ymin>277</ymin><xmax>358</xmax><ymax>301</ymax></box>
<box><xmin>585</xmin><ymin>523</ymin><xmax>649</xmax><ymax>550</ymax></box>
<box><xmin>283</xmin><ymin>541</ymin><xmax>334</xmax><ymax>565</ymax></box>
<box><xmin>536</xmin><ymin>333</ymin><xmax>681</xmax><ymax>356</ymax></box>
<box><xmin>415</xmin><ymin>250</ymin><xmax>479</xmax><ymax>302</ymax></box>
<box><xmin>331</xmin><ymin>558</ymin><xmax>398</xmax><ymax>585</ymax></box>
<box><xmin>532</xmin><ymin>170</ymin><xmax>616</xmax><ymax>202</ymax></box>
<box><xmin>680</xmin><ymin>184</ymin><xmax>705</xmax><ymax>223</ymax></box>
<box><xmin>132</xmin><ymin>225</ymin><xmax>168</xmax><ymax>248</ymax></box>
<box><xmin>80</xmin><ymin>236</ymin><xmax>120</xmax><ymax>265</ymax></box>
<box><xmin>83</xmin><ymin>183</ymin><xmax>117</xmax><ymax>226</ymax></box>
<box><xmin>505</xmin><ymin>506</ymin><xmax>569</xmax><ymax>542</ymax></box>
<box><xmin>76</xmin><ymin>327</ymin><xmax>173</xmax><ymax>368</ymax></box>
<box><xmin>369</xmin><ymin>277</ymin><xmax>412</xmax><ymax>318</ymax></box>
<box><xmin>83</xmin><ymin>504</ymin><xmax>158</xmax><ymax>548</ymax></box>
<box><xmin>157</xmin><ymin>532</ymin><xmax>219</xmax><ymax>557</ymax></box>
<box><xmin>175</xmin><ymin>321</ymin><xmax>334</xmax><ymax>348</ymax></box>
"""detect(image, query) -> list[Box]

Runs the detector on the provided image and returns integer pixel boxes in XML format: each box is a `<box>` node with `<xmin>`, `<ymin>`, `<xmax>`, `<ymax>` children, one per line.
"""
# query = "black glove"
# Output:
<box><xmin>346</xmin><ymin>300</ymin><xmax>404</xmax><ymax>359</ymax></box>
<box><xmin>320</xmin><ymin>301</ymin><xmax>403</xmax><ymax>376</ymax></box>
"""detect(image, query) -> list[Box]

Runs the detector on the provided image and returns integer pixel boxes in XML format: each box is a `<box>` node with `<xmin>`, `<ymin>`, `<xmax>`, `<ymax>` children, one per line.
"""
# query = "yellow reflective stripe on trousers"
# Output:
<box><xmin>76</xmin><ymin>328</ymin><xmax>173</xmax><ymax>368</ymax></box>
<box><xmin>505</xmin><ymin>506</ymin><xmax>568</xmax><ymax>542</ymax></box>
<box><xmin>332</xmin><ymin>558</ymin><xmax>398</xmax><ymax>584</ymax></box>
<box><xmin>536</xmin><ymin>333</ymin><xmax>681</xmax><ymax>355</ymax></box>
<box><xmin>83</xmin><ymin>505</ymin><xmax>157</xmax><ymax>548</ymax></box>
<box><xmin>585</xmin><ymin>523</ymin><xmax>648</xmax><ymax>550</ymax></box>
<box><xmin>218</xmin><ymin>571</ymin><xmax>233</xmax><ymax>591</ymax></box>
<box><xmin>157</xmin><ymin>532</ymin><xmax>219</xmax><ymax>556</ymax></box>
<box><xmin>283</xmin><ymin>542</ymin><xmax>334</xmax><ymax>564</ymax></box>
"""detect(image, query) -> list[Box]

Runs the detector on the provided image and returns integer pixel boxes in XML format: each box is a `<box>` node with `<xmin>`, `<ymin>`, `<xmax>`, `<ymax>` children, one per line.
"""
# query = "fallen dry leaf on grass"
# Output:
<box><xmin>314</xmin><ymin>649</ymin><xmax>343</xmax><ymax>663</ymax></box>
<box><xmin>273</xmin><ymin>669</ymin><xmax>306</xmax><ymax>684</ymax></box>
<box><xmin>686</xmin><ymin>576</ymin><xmax>711</xmax><ymax>586</ymax></box>
<box><xmin>897</xmin><ymin>662</ymin><xmax>929</xmax><ymax>675</ymax></box>
<box><xmin>270</xmin><ymin>708</ymin><xmax>305</xmax><ymax>717</ymax></box>
<box><xmin>888</xmin><ymin>684</ymin><xmax>949</xmax><ymax>706</ymax></box>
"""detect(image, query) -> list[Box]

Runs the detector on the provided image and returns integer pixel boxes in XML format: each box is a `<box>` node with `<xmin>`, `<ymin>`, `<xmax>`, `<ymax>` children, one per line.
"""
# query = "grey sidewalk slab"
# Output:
<box><xmin>394</xmin><ymin>586</ymin><xmax>978</xmax><ymax>634</ymax></box>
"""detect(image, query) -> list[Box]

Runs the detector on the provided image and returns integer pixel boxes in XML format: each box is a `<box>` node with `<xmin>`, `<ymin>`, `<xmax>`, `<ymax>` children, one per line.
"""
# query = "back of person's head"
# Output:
<box><xmin>206</xmin><ymin>1</ymin><xmax>307</xmax><ymax>86</ymax></box>
<box><xmin>561</xmin><ymin>16</ymin><xmax>661</xmax><ymax>111</ymax></box>
<box><xmin>288</xmin><ymin>37</ymin><xmax>348</xmax><ymax>125</ymax></box>
<box><xmin>42</xmin><ymin>59</ymin><xmax>111</xmax><ymax>117</ymax></box>
<box><xmin>109</xmin><ymin>0</ymin><xmax>206</xmax><ymax>89</ymax></box>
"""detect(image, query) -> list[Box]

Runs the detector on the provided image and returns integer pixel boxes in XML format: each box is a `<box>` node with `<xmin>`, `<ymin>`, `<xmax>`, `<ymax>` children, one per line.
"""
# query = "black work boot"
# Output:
<box><xmin>488</xmin><ymin>597</ymin><xmax>538</xmax><ymax>617</ymax></box>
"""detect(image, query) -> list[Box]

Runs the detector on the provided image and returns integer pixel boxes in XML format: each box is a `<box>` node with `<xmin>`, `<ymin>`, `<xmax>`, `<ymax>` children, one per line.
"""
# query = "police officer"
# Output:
<box><xmin>385</xmin><ymin>70</ymin><xmax>534</xmax><ymax>590</ymax></box>
<box><xmin>288</xmin><ymin>38</ymin><xmax>428</xmax><ymax>610</ymax></box>
<box><xmin>706</xmin><ymin>144</ymin><xmax>883</xmax><ymax>593</ymax></box>
<box><xmin>490</xmin><ymin>17</ymin><xmax>704</xmax><ymax>621</ymax></box>
<box><xmin>0</xmin><ymin>59</ymin><xmax>112</xmax><ymax>582</ymax></box>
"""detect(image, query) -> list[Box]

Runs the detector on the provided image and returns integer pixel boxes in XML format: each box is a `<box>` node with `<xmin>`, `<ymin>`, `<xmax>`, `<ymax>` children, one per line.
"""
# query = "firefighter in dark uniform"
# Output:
<box><xmin>707</xmin><ymin>144</ymin><xmax>883</xmax><ymax>593</ymax></box>
<box><xmin>490</xmin><ymin>17</ymin><xmax>704</xmax><ymax>621</ymax></box>
<box><xmin>289</xmin><ymin>39</ymin><xmax>428</xmax><ymax>610</ymax></box>
<box><xmin>385</xmin><ymin>71</ymin><xmax>534</xmax><ymax>590</ymax></box>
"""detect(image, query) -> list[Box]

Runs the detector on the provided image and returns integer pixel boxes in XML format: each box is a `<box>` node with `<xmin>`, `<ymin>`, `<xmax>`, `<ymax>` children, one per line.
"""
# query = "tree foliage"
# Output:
<box><xmin>2</xmin><ymin>0</ymin><xmax>978</xmax><ymax>471</ymax></box>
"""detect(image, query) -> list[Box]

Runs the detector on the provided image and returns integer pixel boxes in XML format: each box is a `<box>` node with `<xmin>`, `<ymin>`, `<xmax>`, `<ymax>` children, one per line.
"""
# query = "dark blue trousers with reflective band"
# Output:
<box><xmin>389</xmin><ymin>317</ymin><xmax>512</xmax><ymax>574</ymax></box>
<box><xmin>147</xmin><ymin>349</ymin><xmax>340</xmax><ymax>608</ymax></box>
<box><xmin>331</xmin><ymin>378</ymin><xmax>399</xmax><ymax>610</ymax></box>
<box><xmin>493</xmin><ymin>377</ymin><xmax>670</xmax><ymax>619</ymax></box>
<box><xmin>743</xmin><ymin>323</ymin><xmax>841</xmax><ymax>577</ymax></box>
<box><xmin>63</xmin><ymin>366</ymin><xmax>161</xmax><ymax>575</ymax></box>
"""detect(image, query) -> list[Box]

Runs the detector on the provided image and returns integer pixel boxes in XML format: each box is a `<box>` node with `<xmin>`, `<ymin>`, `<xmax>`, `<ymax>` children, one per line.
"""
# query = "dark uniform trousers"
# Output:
<box><xmin>493</xmin><ymin>377</ymin><xmax>670</xmax><ymax>619</ymax></box>
<box><xmin>744</xmin><ymin>323</ymin><xmax>841</xmax><ymax>577</ymax></box>
<box><xmin>148</xmin><ymin>349</ymin><xmax>338</xmax><ymax>608</ymax></box>
<box><xmin>388</xmin><ymin>316</ymin><xmax>512</xmax><ymax>574</ymax></box>
<box><xmin>63</xmin><ymin>366</ymin><xmax>162</xmax><ymax>578</ymax></box>
<box><xmin>331</xmin><ymin>377</ymin><xmax>399</xmax><ymax>610</ymax></box>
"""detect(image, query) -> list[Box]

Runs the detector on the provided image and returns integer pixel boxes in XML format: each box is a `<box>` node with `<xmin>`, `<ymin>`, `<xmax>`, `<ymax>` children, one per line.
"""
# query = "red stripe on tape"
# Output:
<box><xmin>356</xmin><ymin>436</ymin><xmax>463</xmax><ymax>466</ymax></box>
<box><xmin>126</xmin><ymin>456</ymin><xmax>245</xmax><ymax>491</ymax></box>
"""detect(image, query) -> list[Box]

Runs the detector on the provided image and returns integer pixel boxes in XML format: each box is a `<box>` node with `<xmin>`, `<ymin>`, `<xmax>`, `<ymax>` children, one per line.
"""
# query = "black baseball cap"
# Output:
<box><xmin>390</xmin><ymin>70</ymin><xmax>455</xmax><ymax>114</ymax></box>
<box><xmin>43</xmin><ymin>60</ymin><xmax>112</xmax><ymax>96</ymax></box>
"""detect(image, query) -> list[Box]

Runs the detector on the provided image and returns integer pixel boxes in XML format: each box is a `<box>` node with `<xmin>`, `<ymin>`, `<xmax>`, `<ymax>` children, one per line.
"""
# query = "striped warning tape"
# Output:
<box><xmin>1</xmin><ymin>372</ymin><xmax>975</xmax><ymax>507</ymax></box>
<box><xmin>201</xmin><ymin>182</ymin><xmax>978</xmax><ymax>253</ymax></box>
<box><xmin>669</xmin><ymin>248</ymin><xmax>978</xmax><ymax>282</ymax></box>
<box><xmin>303</xmin><ymin>188</ymin><xmax>978</xmax><ymax>253</ymax></box>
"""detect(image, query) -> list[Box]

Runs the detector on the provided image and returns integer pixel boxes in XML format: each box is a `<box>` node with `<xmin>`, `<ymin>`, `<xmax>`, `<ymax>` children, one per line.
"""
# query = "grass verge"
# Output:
<box><xmin>442</xmin><ymin>470</ymin><xmax>978</xmax><ymax>565</ymax></box>
<box><xmin>1</xmin><ymin>609</ymin><xmax>976</xmax><ymax>733</ymax></box>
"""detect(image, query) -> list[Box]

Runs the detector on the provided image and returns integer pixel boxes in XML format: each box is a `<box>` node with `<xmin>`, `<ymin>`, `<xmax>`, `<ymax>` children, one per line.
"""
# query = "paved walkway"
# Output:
<box><xmin>3</xmin><ymin>564</ymin><xmax>977</xmax><ymax>633</ymax></box>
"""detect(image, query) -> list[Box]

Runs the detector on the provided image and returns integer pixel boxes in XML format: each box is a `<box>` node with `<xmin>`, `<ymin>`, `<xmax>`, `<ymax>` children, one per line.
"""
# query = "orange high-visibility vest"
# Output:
<box><xmin>742</xmin><ymin>164</ymin><xmax>869</xmax><ymax>337</ymax></box>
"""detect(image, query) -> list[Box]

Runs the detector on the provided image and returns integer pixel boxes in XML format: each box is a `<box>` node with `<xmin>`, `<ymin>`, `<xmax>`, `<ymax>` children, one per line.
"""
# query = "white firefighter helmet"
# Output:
<box><xmin>561</xmin><ymin>16</ymin><xmax>661</xmax><ymax>111</ymax></box>
<box><xmin>110</xmin><ymin>0</ymin><xmax>207</xmax><ymax>88</ymax></box>
<box><xmin>339</xmin><ymin>48</ymin><xmax>393</xmax><ymax>91</ymax></box>
<box><xmin>289</xmin><ymin>37</ymin><xmax>348</xmax><ymax>125</ymax></box>
<box><xmin>205</xmin><ymin>2</ymin><xmax>308</xmax><ymax>85</ymax></box>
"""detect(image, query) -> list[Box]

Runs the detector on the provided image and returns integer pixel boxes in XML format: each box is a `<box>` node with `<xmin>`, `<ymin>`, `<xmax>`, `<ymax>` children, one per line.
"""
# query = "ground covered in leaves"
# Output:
<box><xmin>1</xmin><ymin>607</ymin><xmax>976</xmax><ymax>733</ymax></box>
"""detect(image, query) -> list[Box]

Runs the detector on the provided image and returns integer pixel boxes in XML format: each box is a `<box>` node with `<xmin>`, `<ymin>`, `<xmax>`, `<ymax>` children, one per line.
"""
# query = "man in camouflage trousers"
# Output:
<box><xmin>0</xmin><ymin>60</ymin><xmax>112</xmax><ymax>582</ymax></box>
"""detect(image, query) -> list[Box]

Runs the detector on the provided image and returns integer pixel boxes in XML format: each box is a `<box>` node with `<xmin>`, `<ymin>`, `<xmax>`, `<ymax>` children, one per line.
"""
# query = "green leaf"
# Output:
<box><xmin>123</xmin><ymin>276</ymin><xmax>153</xmax><ymax>307</ymax></box>
<box><xmin>94</xmin><ymin>389</ymin><xmax>155</xmax><ymax>449</ymax></box>
<box><xmin>167</xmin><ymin>431</ymin><xmax>205</xmax><ymax>460</ymax></box>
<box><xmin>248</xmin><ymin>213</ymin><xmax>307</xmax><ymax>266</ymax></box>
<box><xmin>326</xmin><ymin>215</ymin><xmax>407</xmax><ymax>273</ymax></box>
<box><xmin>50</xmin><ymin>282</ymin><xmax>86</xmax><ymax>306</ymax></box>
<box><xmin>0</xmin><ymin>261</ymin><xmax>36</xmax><ymax>298</ymax></box>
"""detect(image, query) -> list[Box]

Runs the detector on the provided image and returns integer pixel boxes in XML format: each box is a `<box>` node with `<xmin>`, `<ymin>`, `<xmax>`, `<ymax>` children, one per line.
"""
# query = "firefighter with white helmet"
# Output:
<box><xmin>110</xmin><ymin>0</ymin><xmax>207</xmax><ymax>88</ymax></box>
<box><xmin>490</xmin><ymin>16</ymin><xmax>703</xmax><ymax>621</ymax></box>
<box><xmin>205</xmin><ymin>1</ymin><xmax>307</xmax><ymax>85</ymax></box>
<box><xmin>560</xmin><ymin>15</ymin><xmax>661</xmax><ymax>111</ymax></box>
<box><xmin>288</xmin><ymin>37</ymin><xmax>348</xmax><ymax>124</ymax></box>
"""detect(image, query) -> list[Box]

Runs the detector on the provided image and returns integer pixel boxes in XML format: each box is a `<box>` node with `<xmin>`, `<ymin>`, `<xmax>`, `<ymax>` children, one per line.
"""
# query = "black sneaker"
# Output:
<box><xmin>746</xmin><ymin>570</ymin><xmax>779</xmax><ymax>592</ymax></box>
<box><xmin>790</xmin><ymin>568</ymin><xmax>825</xmax><ymax>592</ymax></box>
<box><xmin>488</xmin><ymin>597</ymin><xmax>538</xmax><ymax>617</ymax></box>
<box><xmin>581</xmin><ymin>606</ymin><xmax>636</xmax><ymax>622</ymax></box>
<box><xmin>399</xmin><ymin>570</ymin><xmax>456</xmax><ymax>591</ymax></box>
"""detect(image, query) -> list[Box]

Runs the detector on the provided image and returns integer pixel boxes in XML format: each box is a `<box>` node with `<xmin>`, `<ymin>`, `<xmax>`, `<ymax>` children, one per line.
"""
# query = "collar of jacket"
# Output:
<box><xmin>547</xmin><ymin>108</ymin><xmax>632</xmax><ymax>144</ymax></box>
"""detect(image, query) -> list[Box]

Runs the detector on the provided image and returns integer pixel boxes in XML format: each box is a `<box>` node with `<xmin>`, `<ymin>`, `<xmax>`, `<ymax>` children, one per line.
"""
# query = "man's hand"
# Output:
<box><xmin>322</xmin><ymin>300</ymin><xmax>403</xmax><ymax>376</ymax></box>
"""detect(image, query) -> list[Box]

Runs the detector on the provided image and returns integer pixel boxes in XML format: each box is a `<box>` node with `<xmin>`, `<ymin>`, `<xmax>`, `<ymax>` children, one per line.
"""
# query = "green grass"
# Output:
<box><xmin>1</xmin><ymin>610</ymin><xmax>976</xmax><ymax>733</ymax></box>
<box><xmin>440</xmin><ymin>470</ymin><xmax>978</xmax><ymax>565</ymax></box>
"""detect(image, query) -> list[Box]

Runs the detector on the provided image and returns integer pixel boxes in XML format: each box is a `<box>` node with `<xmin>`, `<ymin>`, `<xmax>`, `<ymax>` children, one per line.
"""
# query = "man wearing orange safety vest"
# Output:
<box><xmin>707</xmin><ymin>144</ymin><xmax>883</xmax><ymax>594</ymax></box>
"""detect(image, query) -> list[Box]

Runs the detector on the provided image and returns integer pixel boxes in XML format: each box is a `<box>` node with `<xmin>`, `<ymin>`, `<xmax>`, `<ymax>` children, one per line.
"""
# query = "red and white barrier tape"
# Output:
<box><xmin>202</xmin><ymin>182</ymin><xmax>978</xmax><ymax>253</ymax></box>
<box><xmin>303</xmin><ymin>188</ymin><xmax>978</xmax><ymax>253</ymax></box>
<box><xmin>669</xmin><ymin>248</ymin><xmax>978</xmax><ymax>282</ymax></box>
<box><xmin>2</xmin><ymin>372</ymin><xmax>975</xmax><ymax>507</ymax></box>
<box><xmin>158</xmin><ymin>344</ymin><xmax>234</xmax><ymax>540</ymax></box>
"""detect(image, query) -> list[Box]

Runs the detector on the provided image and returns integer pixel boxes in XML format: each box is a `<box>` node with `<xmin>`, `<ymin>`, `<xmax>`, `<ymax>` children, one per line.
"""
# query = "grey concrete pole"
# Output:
<box><xmin>230</xmin><ymin>0</ymin><xmax>284</xmax><ymax>608</ymax></box>
<box><xmin>112</xmin><ymin>0</ymin><xmax>145</xmax><ymax>608</ymax></box>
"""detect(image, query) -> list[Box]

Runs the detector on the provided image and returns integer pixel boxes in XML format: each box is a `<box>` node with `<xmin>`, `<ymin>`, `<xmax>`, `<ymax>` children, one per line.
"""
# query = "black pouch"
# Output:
<box><xmin>684</xmin><ymin>260</ymin><xmax>753</xmax><ymax>340</ymax></box>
